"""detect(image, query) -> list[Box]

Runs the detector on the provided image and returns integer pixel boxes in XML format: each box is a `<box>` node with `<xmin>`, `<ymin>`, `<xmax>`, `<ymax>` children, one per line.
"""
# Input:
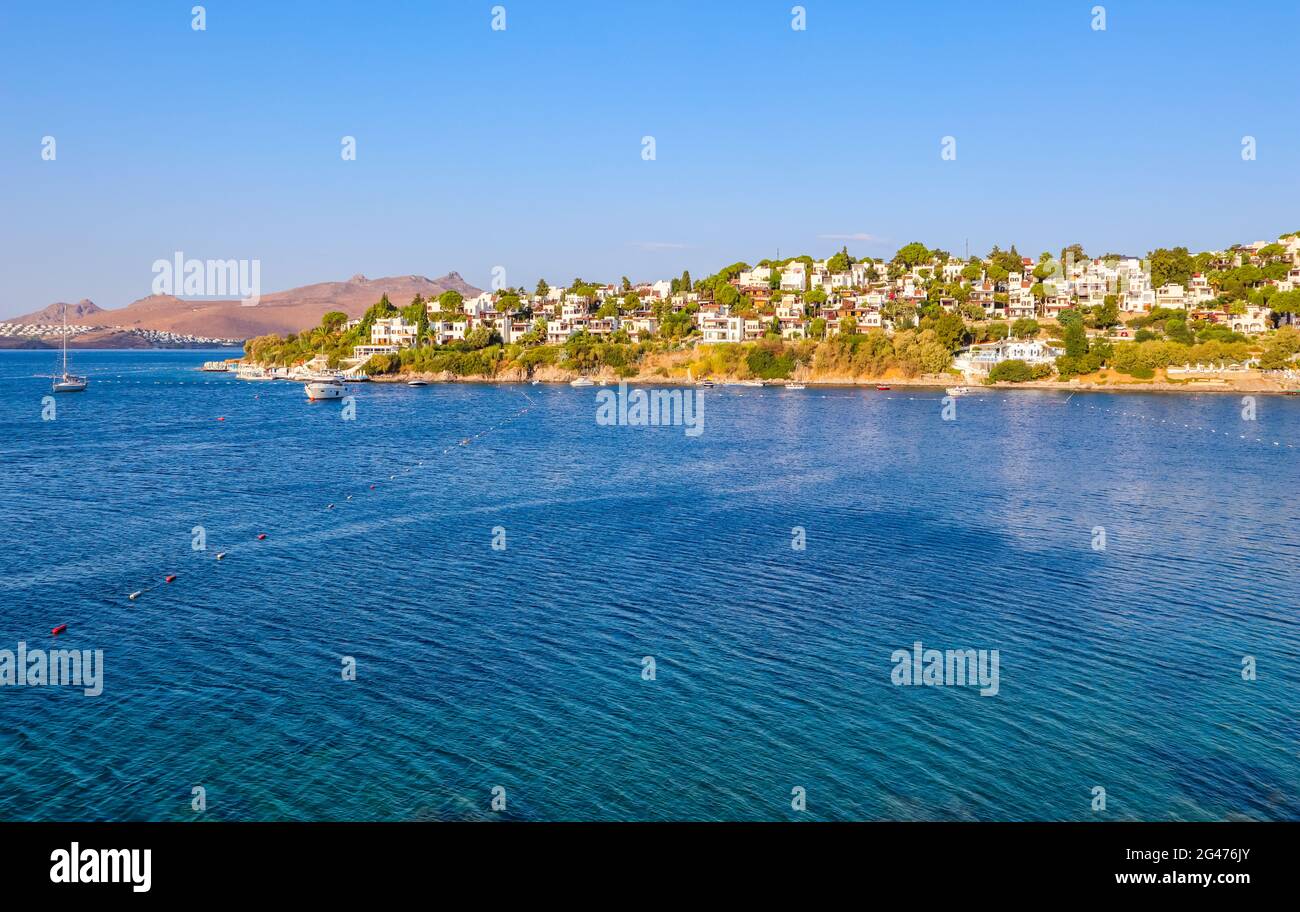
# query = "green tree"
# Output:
<box><xmin>988</xmin><ymin>359</ymin><xmax>1049</xmax><ymax>383</ymax></box>
<box><xmin>1010</xmin><ymin>318</ymin><xmax>1040</xmax><ymax>339</ymax></box>
<box><xmin>320</xmin><ymin>310</ymin><xmax>348</xmax><ymax>333</ymax></box>
<box><xmin>438</xmin><ymin>290</ymin><xmax>464</xmax><ymax>314</ymax></box>
<box><xmin>892</xmin><ymin>241</ymin><xmax>932</xmax><ymax>268</ymax></box>
<box><xmin>827</xmin><ymin>246</ymin><xmax>851</xmax><ymax>273</ymax></box>
<box><xmin>1148</xmin><ymin>247</ymin><xmax>1195</xmax><ymax>289</ymax></box>
<box><xmin>1059</xmin><ymin>243</ymin><xmax>1089</xmax><ymax>268</ymax></box>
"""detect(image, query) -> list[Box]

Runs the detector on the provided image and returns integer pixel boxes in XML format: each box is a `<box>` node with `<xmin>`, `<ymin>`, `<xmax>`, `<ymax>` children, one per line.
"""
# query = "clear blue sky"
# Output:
<box><xmin>2</xmin><ymin>0</ymin><xmax>1297</xmax><ymax>316</ymax></box>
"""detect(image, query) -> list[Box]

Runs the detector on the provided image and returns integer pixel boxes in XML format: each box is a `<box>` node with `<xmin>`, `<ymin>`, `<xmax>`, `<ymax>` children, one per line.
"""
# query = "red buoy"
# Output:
<box><xmin>257</xmin><ymin>533</ymin><xmax>267</xmax><ymax>540</ymax></box>
<box><xmin>165</xmin><ymin>574</ymin><xmax>177</xmax><ymax>583</ymax></box>
<box><xmin>51</xmin><ymin>623</ymin><xmax>67</xmax><ymax>636</ymax></box>
<box><xmin>217</xmin><ymin>416</ymin><xmax>226</xmax><ymax>422</ymax></box>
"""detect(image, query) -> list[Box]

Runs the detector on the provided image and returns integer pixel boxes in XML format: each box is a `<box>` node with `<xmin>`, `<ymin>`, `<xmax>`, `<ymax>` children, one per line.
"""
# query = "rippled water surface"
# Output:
<box><xmin>1</xmin><ymin>350</ymin><xmax>1297</xmax><ymax>821</ymax></box>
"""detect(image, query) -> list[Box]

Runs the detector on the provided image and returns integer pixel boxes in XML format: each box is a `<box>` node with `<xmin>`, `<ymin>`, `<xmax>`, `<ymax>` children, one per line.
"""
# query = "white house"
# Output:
<box><xmin>1229</xmin><ymin>305</ymin><xmax>1271</xmax><ymax>335</ymax></box>
<box><xmin>370</xmin><ymin>317</ymin><xmax>420</xmax><ymax>348</ymax></box>
<box><xmin>430</xmin><ymin>320</ymin><xmax>467</xmax><ymax>345</ymax></box>
<box><xmin>954</xmin><ymin>338</ymin><xmax>1064</xmax><ymax>376</ymax></box>
<box><xmin>779</xmin><ymin>263</ymin><xmax>807</xmax><ymax>292</ymax></box>
<box><xmin>1156</xmin><ymin>283</ymin><xmax>1188</xmax><ymax>309</ymax></box>
<box><xmin>699</xmin><ymin>313</ymin><xmax>744</xmax><ymax>343</ymax></box>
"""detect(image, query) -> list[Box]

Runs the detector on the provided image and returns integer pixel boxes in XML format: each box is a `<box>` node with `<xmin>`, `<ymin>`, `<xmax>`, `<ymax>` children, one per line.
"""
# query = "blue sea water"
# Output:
<box><xmin>0</xmin><ymin>349</ymin><xmax>1296</xmax><ymax>822</ymax></box>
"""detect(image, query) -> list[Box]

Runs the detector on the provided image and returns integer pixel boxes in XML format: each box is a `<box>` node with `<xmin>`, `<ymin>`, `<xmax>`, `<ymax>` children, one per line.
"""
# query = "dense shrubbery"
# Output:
<box><xmin>745</xmin><ymin>343</ymin><xmax>796</xmax><ymax>379</ymax></box>
<box><xmin>1107</xmin><ymin>338</ymin><xmax>1255</xmax><ymax>376</ymax></box>
<box><xmin>809</xmin><ymin>328</ymin><xmax>952</xmax><ymax>377</ymax></box>
<box><xmin>987</xmin><ymin>359</ymin><xmax>1051</xmax><ymax>383</ymax></box>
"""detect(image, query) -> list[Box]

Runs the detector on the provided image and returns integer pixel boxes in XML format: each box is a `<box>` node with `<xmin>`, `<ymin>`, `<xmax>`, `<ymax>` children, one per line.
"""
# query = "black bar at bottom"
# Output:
<box><xmin>0</xmin><ymin>821</ymin><xmax>1284</xmax><ymax>897</ymax></box>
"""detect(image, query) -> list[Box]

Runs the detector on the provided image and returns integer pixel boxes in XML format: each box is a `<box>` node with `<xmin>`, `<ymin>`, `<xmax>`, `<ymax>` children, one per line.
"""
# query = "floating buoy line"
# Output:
<box><xmin>1071</xmin><ymin>397</ymin><xmax>1296</xmax><ymax>449</ymax></box>
<box><xmin>48</xmin><ymin>388</ymin><xmax>541</xmax><ymax>630</ymax></box>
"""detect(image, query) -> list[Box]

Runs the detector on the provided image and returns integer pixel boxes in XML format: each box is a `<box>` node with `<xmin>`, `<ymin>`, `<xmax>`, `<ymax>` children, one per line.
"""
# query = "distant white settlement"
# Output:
<box><xmin>0</xmin><ymin>321</ymin><xmax>240</xmax><ymax>348</ymax></box>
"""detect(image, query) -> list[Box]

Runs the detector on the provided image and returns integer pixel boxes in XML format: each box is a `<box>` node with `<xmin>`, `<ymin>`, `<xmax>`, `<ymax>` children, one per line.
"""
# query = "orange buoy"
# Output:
<box><xmin>51</xmin><ymin>623</ymin><xmax>67</xmax><ymax>636</ymax></box>
<box><xmin>165</xmin><ymin>574</ymin><xmax>177</xmax><ymax>583</ymax></box>
<box><xmin>257</xmin><ymin>533</ymin><xmax>267</xmax><ymax>540</ymax></box>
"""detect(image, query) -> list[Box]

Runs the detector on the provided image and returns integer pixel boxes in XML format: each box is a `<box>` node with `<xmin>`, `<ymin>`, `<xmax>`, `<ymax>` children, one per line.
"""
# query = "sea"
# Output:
<box><xmin>0</xmin><ymin>349</ymin><xmax>1296</xmax><ymax>821</ymax></box>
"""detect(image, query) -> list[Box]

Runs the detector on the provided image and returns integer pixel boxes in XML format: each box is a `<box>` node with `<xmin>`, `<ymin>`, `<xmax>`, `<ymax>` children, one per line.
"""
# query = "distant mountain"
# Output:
<box><xmin>13</xmin><ymin>299</ymin><xmax>105</xmax><ymax>324</ymax></box>
<box><xmin>11</xmin><ymin>273</ymin><xmax>481</xmax><ymax>340</ymax></box>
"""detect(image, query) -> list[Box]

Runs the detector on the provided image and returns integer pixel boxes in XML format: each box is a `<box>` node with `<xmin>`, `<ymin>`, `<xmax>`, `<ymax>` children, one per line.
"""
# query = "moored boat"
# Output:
<box><xmin>570</xmin><ymin>377</ymin><xmax>595</xmax><ymax>387</ymax></box>
<box><xmin>785</xmin><ymin>382</ymin><xmax>806</xmax><ymax>390</ymax></box>
<box><xmin>946</xmin><ymin>386</ymin><xmax>972</xmax><ymax>396</ymax></box>
<box><xmin>305</xmin><ymin>377</ymin><xmax>345</xmax><ymax>400</ymax></box>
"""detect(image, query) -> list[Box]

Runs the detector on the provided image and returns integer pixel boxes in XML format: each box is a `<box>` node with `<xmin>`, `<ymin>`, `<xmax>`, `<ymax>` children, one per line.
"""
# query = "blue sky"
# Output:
<box><xmin>2</xmin><ymin>0</ymin><xmax>1297</xmax><ymax>315</ymax></box>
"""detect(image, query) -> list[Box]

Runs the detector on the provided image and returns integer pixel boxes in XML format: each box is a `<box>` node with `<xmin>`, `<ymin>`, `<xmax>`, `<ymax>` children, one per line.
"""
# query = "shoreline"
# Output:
<box><xmin>364</xmin><ymin>371</ymin><xmax>1299</xmax><ymax>395</ymax></box>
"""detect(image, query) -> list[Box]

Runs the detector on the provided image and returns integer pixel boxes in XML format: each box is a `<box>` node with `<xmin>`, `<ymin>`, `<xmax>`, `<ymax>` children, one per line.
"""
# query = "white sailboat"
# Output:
<box><xmin>51</xmin><ymin>302</ymin><xmax>88</xmax><ymax>393</ymax></box>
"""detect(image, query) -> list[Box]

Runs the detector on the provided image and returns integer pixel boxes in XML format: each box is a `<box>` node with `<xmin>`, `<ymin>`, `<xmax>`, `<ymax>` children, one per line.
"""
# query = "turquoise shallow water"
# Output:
<box><xmin>0</xmin><ymin>349</ymin><xmax>1297</xmax><ymax>821</ymax></box>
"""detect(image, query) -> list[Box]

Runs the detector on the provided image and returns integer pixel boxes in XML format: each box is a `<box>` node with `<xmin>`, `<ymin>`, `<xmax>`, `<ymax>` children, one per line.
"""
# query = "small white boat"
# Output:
<box><xmin>570</xmin><ymin>377</ymin><xmax>595</xmax><ymax>387</ymax></box>
<box><xmin>407</xmin><ymin>379</ymin><xmax>429</xmax><ymax>387</ymax></box>
<box><xmin>201</xmin><ymin>360</ymin><xmax>230</xmax><ymax>372</ymax></box>
<box><xmin>697</xmin><ymin>379</ymin><xmax>715</xmax><ymax>389</ymax></box>
<box><xmin>946</xmin><ymin>386</ymin><xmax>973</xmax><ymax>396</ymax></box>
<box><xmin>51</xmin><ymin>304</ymin><xmax>87</xmax><ymax>393</ymax></box>
<box><xmin>530</xmin><ymin>379</ymin><xmax>541</xmax><ymax>386</ymax></box>
<box><xmin>305</xmin><ymin>377</ymin><xmax>345</xmax><ymax>400</ymax></box>
<box><xmin>785</xmin><ymin>383</ymin><xmax>806</xmax><ymax>390</ymax></box>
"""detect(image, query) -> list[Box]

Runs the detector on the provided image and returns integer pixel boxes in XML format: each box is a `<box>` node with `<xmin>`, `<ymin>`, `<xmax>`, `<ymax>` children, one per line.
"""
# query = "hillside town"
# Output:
<box><xmin>243</xmin><ymin>232</ymin><xmax>1300</xmax><ymax>386</ymax></box>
